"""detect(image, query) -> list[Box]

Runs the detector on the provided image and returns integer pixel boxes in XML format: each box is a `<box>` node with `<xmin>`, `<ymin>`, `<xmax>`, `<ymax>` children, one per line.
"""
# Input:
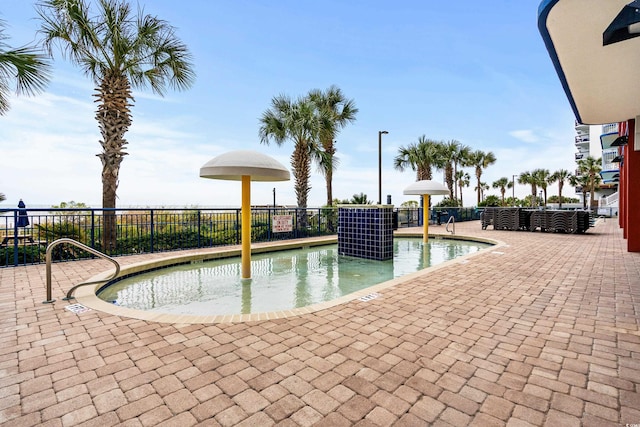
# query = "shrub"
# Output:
<box><xmin>0</xmin><ymin>245</ymin><xmax>44</xmax><ymax>266</ymax></box>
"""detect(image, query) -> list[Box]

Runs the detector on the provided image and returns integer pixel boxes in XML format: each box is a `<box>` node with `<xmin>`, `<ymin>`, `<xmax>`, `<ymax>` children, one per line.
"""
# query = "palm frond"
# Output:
<box><xmin>38</xmin><ymin>0</ymin><xmax>195</xmax><ymax>92</ymax></box>
<box><xmin>0</xmin><ymin>19</ymin><xmax>51</xmax><ymax>114</ymax></box>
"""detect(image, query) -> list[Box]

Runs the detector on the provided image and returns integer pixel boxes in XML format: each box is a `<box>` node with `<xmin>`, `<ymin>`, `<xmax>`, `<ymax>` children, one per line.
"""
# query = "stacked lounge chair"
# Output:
<box><xmin>529</xmin><ymin>211</ymin><xmax>549</xmax><ymax>232</ymax></box>
<box><xmin>482</xmin><ymin>208</ymin><xmax>590</xmax><ymax>234</ymax></box>
<box><xmin>481</xmin><ymin>207</ymin><xmax>497</xmax><ymax>230</ymax></box>
<box><xmin>576</xmin><ymin>211</ymin><xmax>591</xmax><ymax>233</ymax></box>
<box><xmin>495</xmin><ymin>208</ymin><xmax>520</xmax><ymax>230</ymax></box>
<box><xmin>518</xmin><ymin>209</ymin><xmax>532</xmax><ymax>231</ymax></box>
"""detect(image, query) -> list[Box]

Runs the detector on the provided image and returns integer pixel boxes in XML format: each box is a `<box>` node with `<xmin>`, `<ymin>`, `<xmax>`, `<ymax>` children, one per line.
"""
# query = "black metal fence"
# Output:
<box><xmin>0</xmin><ymin>206</ymin><xmax>482</xmax><ymax>267</ymax></box>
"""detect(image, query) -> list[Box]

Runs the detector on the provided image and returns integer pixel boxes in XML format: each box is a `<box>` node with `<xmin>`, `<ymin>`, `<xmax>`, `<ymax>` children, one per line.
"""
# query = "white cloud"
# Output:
<box><xmin>509</xmin><ymin>129</ymin><xmax>539</xmax><ymax>143</ymax></box>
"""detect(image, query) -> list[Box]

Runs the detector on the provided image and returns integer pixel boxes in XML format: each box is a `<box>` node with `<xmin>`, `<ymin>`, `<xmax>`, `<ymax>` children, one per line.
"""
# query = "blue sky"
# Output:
<box><xmin>0</xmin><ymin>0</ymin><xmax>577</xmax><ymax>208</ymax></box>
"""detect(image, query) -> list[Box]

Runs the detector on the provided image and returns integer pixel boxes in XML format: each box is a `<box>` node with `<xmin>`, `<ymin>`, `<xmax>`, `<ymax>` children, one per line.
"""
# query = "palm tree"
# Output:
<box><xmin>38</xmin><ymin>0</ymin><xmax>195</xmax><ymax>252</ymax></box>
<box><xmin>550</xmin><ymin>169</ymin><xmax>572</xmax><ymax>208</ymax></box>
<box><xmin>474</xmin><ymin>182</ymin><xmax>489</xmax><ymax>202</ymax></box>
<box><xmin>532</xmin><ymin>168</ymin><xmax>551</xmax><ymax>207</ymax></box>
<box><xmin>469</xmin><ymin>150</ymin><xmax>496</xmax><ymax>205</ymax></box>
<box><xmin>455</xmin><ymin>170</ymin><xmax>470</xmax><ymax>207</ymax></box>
<box><xmin>0</xmin><ymin>19</ymin><xmax>50</xmax><ymax>115</ymax></box>
<box><xmin>394</xmin><ymin>136</ymin><xmax>440</xmax><ymax>181</ymax></box>
<box><xmin>308</xmin><ymin>86</ymin><xmax>358</xmax><ymax>206</ymax></box>
<box><xmin>519</xmin><ymin>171</ymin><xmax>537</xmax><ymax>207</ymax></box>
<box><xmin>450</xmin><ymin>141</ymin><xmax>471</xmax><ymax>203</ymax></box>
<box><xmin>350</xmin><ymin>193</ymin><xmax>372</xmax><ymax>204</ymax></box>
<box><xmin>569</xmin><ymin>173</ymin><xmax>590</xmax><ymax>209</ymax></box>
<box><xmin>578</xmin><ymin>156</ymin><xmax>602</xmax><ymax>210</ymax></box>
<box><xmin>0</xmin><ymin>192</ymin><xmax>5</xmax><ymax>203</ymax></box>
<box><xmin>259</xmin><ymin>95</ymin><xmax>325</xmax><ymax>214</ymax></box>
<box><xmin>492</xmin><ymin>177</ymin><xmax>510</xmax><ymax>207</ymax></box>
<box><xmin>436</xmin><ymin>140</ymin><xmax>471</xmax><ymax>202</ymax></box>
<box><xmin>437</xmin><ymin>140</ymin><xmax>459</xmax><ymax>199</ymax></box>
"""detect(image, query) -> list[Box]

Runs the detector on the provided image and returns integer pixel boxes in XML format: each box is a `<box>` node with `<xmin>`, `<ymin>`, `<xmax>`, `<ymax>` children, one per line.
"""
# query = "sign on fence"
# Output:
<box><xmin>273</xmin><ymin>215</ymin><xmax>293</xmax><ymax>232</ymax></box>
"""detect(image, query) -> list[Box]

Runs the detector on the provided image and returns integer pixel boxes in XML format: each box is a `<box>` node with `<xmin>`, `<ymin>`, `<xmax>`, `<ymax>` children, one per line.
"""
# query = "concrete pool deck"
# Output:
<box><xmin>1</xmin><ymin>219</ymin><xmax>639</xmax><ymax>426</ymax></box>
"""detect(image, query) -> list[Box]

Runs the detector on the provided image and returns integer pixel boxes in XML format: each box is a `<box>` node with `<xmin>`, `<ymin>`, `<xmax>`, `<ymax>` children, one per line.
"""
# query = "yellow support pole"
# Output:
<box><xmin>241</xmin><ymin>175</ymin><xmax>251</xmax><ymax>279</ymax></box>
<box><xmin>423</xmin><ymin>194</ymin><xmax>430</xmax><ymax>243</ymax></box>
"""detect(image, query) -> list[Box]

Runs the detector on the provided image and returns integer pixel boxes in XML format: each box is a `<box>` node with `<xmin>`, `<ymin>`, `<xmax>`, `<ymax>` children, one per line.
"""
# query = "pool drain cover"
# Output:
<box><xmin>65</xmin><ymin>303</ymin><xmax>92</xmax><ymax>314</ymax></box>
<box><xmin>358</xmin><ymin>293</ymin><xmax>380</xmax><ymax>302</ymax></box>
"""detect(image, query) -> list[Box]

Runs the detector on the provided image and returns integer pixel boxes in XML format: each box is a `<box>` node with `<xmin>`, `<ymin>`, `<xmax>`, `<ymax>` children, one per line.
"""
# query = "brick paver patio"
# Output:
<box><xmin>1</xmin><ymin>219</ymin><xmax>639</xmax><ymax>426</ymax></box>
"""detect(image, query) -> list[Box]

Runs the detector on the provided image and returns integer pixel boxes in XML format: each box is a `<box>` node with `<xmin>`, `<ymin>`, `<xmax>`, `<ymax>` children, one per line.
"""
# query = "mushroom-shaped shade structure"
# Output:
<box><xmin>200</xmin><ymin>150</ymin><xmax>290</xmax><ymax>181</ymax></box>
<box><xmin>403</xmin><ymin>180</ymin><xmax>450</xmax><ymax>242</ymax></box>
<box><xmin>200</xmin><ymin>150</ymin><xmax>290</xmax><ymax>279</ymax></box>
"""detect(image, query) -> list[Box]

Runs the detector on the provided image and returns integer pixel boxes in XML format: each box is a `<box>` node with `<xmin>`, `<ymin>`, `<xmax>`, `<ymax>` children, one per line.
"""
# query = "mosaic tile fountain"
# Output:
<box><xmin>338</xmin><ymin>205</ymin><xmax>393</xmax><ymax>261</ymax></box>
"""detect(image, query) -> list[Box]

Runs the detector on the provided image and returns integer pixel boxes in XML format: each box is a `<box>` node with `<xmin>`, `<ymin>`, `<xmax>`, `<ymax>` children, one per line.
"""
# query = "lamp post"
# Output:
<box><xmin>512</xmin><ymin>174</ymin><xmax>516</xmax><ymax>204</ymax></box>
<box><xmin>378</xmin><ymin>130</ymin><xmax>389</xmax><ymax>204</ymax></box>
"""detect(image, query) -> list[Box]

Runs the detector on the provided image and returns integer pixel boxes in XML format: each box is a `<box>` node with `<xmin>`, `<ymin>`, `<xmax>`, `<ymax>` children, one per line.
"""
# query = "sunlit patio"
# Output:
<box><xmin>1</xmin><ymin>220</ymin><xmax>638</xmax><ymax>426</ymax></box>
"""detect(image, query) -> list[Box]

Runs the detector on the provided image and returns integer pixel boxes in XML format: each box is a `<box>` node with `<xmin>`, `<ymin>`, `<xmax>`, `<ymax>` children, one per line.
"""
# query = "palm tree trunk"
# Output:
<box><xmin>445</xmin><ymin>164</ymin><xmax>454</xmax><ymax>198</ymax></box>
<box><xmin>325</xmin><ymin>170</ymin><xmax>333</xmax><ymax>207</ymax></box>
<box><xmin>95</xmin><ymin>72</ymin><xmax>132</xmax><ymax>253</ymax></box>
<box><xmin>324</xmin><ymin>141</ymin><xmax>335</xmax><ymax>206</ymax></box>
<box><xmin>418</xmin><ymin>166</ymin><xmax>432</xmax><ymax>181</ymax></box>
<box><xmin>558</xmin><ymin>183</ymin><xmax>563</xmax><ymax>209</ymax></box>
<box><xmin>476</xmin><ymin>169</ymin><xmax>482</xmax><ymax>205</ymax></box>
<box><xmin>453</xmin><ymin>163</ymin><xmax>458</xmax><ymax>202</ymax></box>
<box><xmin>325</xmin><ymin>164</ymin><xmax>334</xmax><ymax>232</ymax></box>
<box><xmin>292</xmin><ymin>141</ymin><xmax>311</xmax><ymax>229</ymax></box>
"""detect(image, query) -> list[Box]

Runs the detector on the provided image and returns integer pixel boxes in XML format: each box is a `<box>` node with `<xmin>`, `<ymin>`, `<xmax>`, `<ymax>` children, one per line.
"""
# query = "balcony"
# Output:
<box><xmin>575</xmin><ymin>135</ymin><xmax>590</xmax><ymax>145</ymax></box>
<box><xmin>575</xmin><ymin>121</ymin><xmax>589</xmax><ymax>131</ymax></box>
<box><xmin>602</xmin><ymin>123</ymin><xmax>618</xmax><ymax>134</ymax></box>
<box><xmin>599</xmin><ymin>192</ymin><xmax>619</xmax><ymax>208</ymax></box>
<box><xmin>575</xmin><ymin>153</ymin><xmax>585</xmax><ymax>161</ymax></box>
<box><xmin>600</xmin><ymin>132</ymin><xmax>620</xmax><ymax>149</ymax></box>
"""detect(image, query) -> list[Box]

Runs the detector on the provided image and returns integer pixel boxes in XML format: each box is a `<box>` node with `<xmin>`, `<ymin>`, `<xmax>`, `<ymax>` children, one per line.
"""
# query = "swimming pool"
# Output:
<box><xmin>97</xmin><ymin>237</ymin><xmax>491</xmax><ymax>317</ymax></box>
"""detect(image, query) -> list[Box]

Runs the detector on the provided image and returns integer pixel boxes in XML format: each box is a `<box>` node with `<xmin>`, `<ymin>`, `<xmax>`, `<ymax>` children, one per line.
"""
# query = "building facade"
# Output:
<box><xmin>539</xmin><ymin>0</ymin><xmax>640</xmax><ymax>251</ymax></box>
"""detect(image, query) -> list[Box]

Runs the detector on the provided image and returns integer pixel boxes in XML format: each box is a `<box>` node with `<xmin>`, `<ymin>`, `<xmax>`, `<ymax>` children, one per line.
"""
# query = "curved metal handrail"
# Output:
<box><xmin>44</xmin><ymin>238</ymin><xmax>120</xmax><ymax>303</ymax></box>
<box><xmin>445</xmin><ymin>215</ymin><xmax>456</xmax><ymax>235</ymax></box>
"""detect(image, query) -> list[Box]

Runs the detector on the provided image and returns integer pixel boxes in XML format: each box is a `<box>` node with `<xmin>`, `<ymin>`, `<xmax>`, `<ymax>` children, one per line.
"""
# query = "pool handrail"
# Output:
<box><xmin>446</xmin><ymin>215</ymin><xmax>456</xmax><ymax>235</ymax></box>
<box><xmin>44</xmin><ymin>238</ymin><xmax>120</xmax><ymax>303</ymax></box>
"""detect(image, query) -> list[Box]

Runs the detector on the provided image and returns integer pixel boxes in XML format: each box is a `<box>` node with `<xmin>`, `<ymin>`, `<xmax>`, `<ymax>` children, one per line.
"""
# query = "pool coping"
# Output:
<box><xmin>75</xmin><ymin>233</ymin><xmax>505</xmax><ymax>324</ymax></box>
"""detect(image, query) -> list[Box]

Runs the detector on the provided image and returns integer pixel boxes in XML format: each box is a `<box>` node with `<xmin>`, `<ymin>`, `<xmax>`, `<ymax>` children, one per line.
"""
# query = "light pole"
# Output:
<box><xmin>512</xmin><ymin>174</ymin><xmax>517</xmax><ymax>205</ymax></box>
<box><xmin>378</xmin><ymin>130</ymin><xmax>389</xmax><ymax>204</ymax></box>
<box><xmin>539</xmin><ymin>190</ymin><xmax>543</xmax><ymax>208</ymax></box>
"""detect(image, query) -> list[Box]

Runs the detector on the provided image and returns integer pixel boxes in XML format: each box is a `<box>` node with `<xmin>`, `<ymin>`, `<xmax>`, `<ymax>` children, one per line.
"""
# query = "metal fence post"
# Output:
<box><xmin>90</xmin><ymin>209</ymin><xmax>95</xmax><ymax>248</ymax></box>
<box><xmin>236</xmin><ymin>209</ymin><xmax>240</xmax><ymax>245</ymax></box>
<box><xmin>150</xmin><ymin>209</ymin><xmax>155</xmax><ymax>253</ymax></box>
<box><xmin>12</xmin><ymin>210</ymin><xmax>18</xmax><ymax>267</ymax></box>
<box><xmin>197</xmin><ymin>210</ymin><xmax>201</xmax><ymax>248</ymax></box>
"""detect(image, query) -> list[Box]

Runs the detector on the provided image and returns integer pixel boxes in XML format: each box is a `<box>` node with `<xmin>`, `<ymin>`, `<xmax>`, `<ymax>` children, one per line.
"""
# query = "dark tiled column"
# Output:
<box><xmin>338</xmin><ymin>205</ymin><xmax>393</xmax><ymax>261</ymax></box>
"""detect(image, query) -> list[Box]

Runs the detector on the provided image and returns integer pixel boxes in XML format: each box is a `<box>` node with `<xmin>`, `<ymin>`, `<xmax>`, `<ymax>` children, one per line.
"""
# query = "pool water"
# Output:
<box><xmin>98</xmin><ymin>238</ymin><xmax>490</xmax><ymax>316</ymax></box>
